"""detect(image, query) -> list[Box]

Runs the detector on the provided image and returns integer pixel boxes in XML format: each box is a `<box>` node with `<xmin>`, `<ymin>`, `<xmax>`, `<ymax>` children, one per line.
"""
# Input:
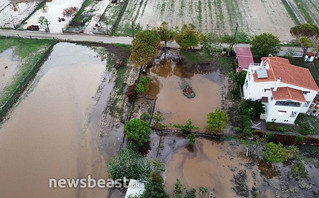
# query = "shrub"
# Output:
<box><xmin>135</xmin><ymin>76</ymin><xmax>152</xmax><ymax>94</ymax></box>
<box><xmin>206</xmin><ymin>109</ymin><xmax>229</xmax><ymax>133</ymax></box>
<box><xmin>188</xmin><ymin>133</ymin><xmax>196</xmax><ymax>145</ymax></box>
<box><xmin>184</xmin><ymin>189</ymin><xmax>196</xmax><ymax>198</ymax></box>
<box><xmin>295</xmin><ymin>135</ymin><xmax>305</xmax><ymax>142</ymax></box>
<box><xmin>266</xmin><ymin>122</ymin><xmax>287</xmax><ymax>132</ymax></box>
<box><xmin>125</xmin><ymin>119</ymin><xmax>151</xmax><ymax>147</ymax></box>
<box><xmin>290</xmin><ymin>161</ymin><xmax>308</xmax><ymax>180</ymax></box>
<box><xmin>264</xmin><ymin>142</ymin><xmax>292</xmax><ymax>163</ymax></box>
<box><xmin>265</xmin><ymin>132</ymin><xmax>275</xmax><ymax>142</ymax></box>
<box><xmin>140</xmin><ymin>112</ymin><xmax>150</xmax><ymax>121</ymax></box>
<box><xmin>140</xmin><ymin>180</ymin><xmax>169</xmax><ymax>198</ymax></box>
<box><xmin>299</xmin><ymin>125</ymin><xmax>313</xmax><ymax>136</ymax></box>
<box><xmin>174</xmin><ymin>179</ymin><xmax>183</xmax><ymax>198</ymax></box>
<box><xmin>62</xmin><ymin>7</ymin><xmax>78</xmax><ymax>17</ymax></box>
<box><xmin>108</xmin><ymin>144</ymin><xmax>151</xmax><ymax>180</ymax></box>
<box><xmin>174</xmin><ymin>119</ymin><xmax>199</xmax><ymax>134</ymax></box>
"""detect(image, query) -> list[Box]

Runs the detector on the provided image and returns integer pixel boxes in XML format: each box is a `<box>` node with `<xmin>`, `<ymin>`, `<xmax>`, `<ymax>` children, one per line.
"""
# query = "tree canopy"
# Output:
<box><xmin>157</xmin><ymin>22</ymin><xmax>175</xmax><ymax>46</ymax></box>
<box><xmin>38</xmin><ymin>16</ymin><xmax>50</xmax><ymax>32</ymax></box>
<box><xmin>299</xmin><ymin>36</ymin><xmax>314</xmax><ymax>58</ymax></box>
<box><xmin>130</xmin><ymin>30</ymin><xmax>160</xmax><ymax>66</ymax></box>
<box><xmin>206</xmin><ymin>109</ymin><xmax>229</xmax><ymax>133</ymax></box>
<box><xmin>125</xmin><ymin>118</ymin><xmax>151</xmax><ymax>147</ymax></box>
<box><xmin>250</xmin><ymin>33</ymin><xmax>280</xmax><ymax>57</ymax></box>
<box><xmin>175</xmin><ymin>24</ymin><xmax>202</xmax><ymax>50</ymax></box>
<box><xmin>290</xmin><ymin>24</ymin><xmax>319</xmax><ymax>38</ymax></box>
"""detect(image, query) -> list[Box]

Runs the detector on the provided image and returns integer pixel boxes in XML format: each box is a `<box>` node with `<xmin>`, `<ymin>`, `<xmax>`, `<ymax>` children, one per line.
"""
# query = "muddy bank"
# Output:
<box><xmin>0</xmin><ymin>43</ymin><xmax>112</xmax><ymax>198</ymax></box>
<box><xmin>0</xmin><ymin>48</ymin><xmax>20</xmax><ymax>95</ymax></box>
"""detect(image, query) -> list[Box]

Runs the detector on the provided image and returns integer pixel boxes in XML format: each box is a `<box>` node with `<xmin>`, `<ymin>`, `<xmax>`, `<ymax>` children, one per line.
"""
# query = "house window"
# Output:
<box><xmin>275</xmin><ymin>101</ymin><xmax>301</xmax><ymax>107</ymax></box>
<box><xmin>278</xmin><ymin>110</ymin><xmax>287</xmax><ymax>113</ymax></box>
<box><xmin>304</xmin><ymin>101</ymin><xmax>311</xmax><ymax>107</ymax></box>
<box><xmin>290</xmin><ymin>111</ymin><xmax>297</xmax><ymax>118</ymax></box>
<box><xmin>271</xmin><ymin>119</ymin><xmax>276</xmax><ymax>121</ymax></box>
<box><xmin>248</xmin><ymin>72</ymin><xmax>251</xmax><ymax>81</ymax></box>
<box><xmin>264</xmin><ymin>89</ymin><xmax>270</xmax><ymax>92</ymax></box>
<box><xmin>271</xmin><ymin>96</ymin><xmax>274</xmax><ymax>101</ymax></box>
<box><xmin>245</xmin><ymin>80</ymin><xmax>248</xmax><ymax>89</ymax></box>
<box><xmin>303</xmin><ymin>91</ymin><xmax>310</xmax><ymax>95</ymax></box>
<box><xmin>284</xmin><ymin>120</ymin><xmax>289</xmax><ymax>122</ymax></box>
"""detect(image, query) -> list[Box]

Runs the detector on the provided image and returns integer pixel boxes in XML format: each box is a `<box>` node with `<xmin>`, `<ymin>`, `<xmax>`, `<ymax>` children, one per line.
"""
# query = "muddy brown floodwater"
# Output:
<box><xmin>150</xmin><ymin>60</ymin><xmax>226</xmax><ymax>129</ymax></box>
<box><xmin>0</xmin><ymin>43</ymin><xmax>113</xmax><ymax>198</ymax></box>
<box><xmin>165</xmin><ymin>139</ymin><xmax>248</xmax><ymax>197</ymax></box>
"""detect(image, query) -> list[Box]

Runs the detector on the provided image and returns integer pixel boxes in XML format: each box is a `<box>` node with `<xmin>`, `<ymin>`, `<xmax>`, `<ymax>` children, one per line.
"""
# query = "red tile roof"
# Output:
<box><xmin>235</xmin><ymin>47</ymin><xmax>254</xmax><ymax>71</ymax></box>
<box><xmin>272</xmin><ymin>87</ymin><xmax>306</xmax><ymax>102</ymax></box>
<box><xmin>253</xmin><ymin>57</ymin><xmax>319</xmax><ymax>91</ymax></box>
<box><xmin>306</xmin><ymin>52</ymin><xmax>315</xmax><ymax>56</ymax></box>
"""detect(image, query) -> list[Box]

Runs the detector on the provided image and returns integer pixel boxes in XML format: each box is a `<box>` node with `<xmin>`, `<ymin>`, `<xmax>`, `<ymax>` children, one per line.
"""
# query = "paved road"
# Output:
<box><xmin>0</xmin><ymin>29</ymin><xmax>310</xmax><ymax>57</ymax></box>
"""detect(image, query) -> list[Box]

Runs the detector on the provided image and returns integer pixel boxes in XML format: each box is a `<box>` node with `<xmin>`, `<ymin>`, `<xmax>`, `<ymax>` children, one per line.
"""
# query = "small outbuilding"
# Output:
<box><xmin>304</xmin><ymin>52</ymin><xmax>315</xmax><ymax>62</ymax></box>
<box><xmin>234</xmin><ymin>47</ymin><xmax>254</xmax><ymax>72</ymax></box>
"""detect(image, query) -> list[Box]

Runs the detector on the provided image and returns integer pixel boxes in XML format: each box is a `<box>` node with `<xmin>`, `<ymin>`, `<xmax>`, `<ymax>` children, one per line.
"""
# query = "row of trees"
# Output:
<box><xmin>130</xmin><ymin>23</ymin><xmax>202</xmax><ymax>69</ymax></box>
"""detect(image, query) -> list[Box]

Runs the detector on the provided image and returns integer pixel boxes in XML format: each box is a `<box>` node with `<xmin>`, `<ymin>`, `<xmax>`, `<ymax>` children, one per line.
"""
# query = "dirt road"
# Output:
<box><xmin>0</xmin><ymin>29</ymin><xmax>310</xmax><ymax>57</ymax></box>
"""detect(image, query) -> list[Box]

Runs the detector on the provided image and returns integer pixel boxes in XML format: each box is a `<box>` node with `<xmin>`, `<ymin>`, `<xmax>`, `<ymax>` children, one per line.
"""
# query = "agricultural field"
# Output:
<box><xmin>0</xmin><ymin>0</ymin><xmax>42</xmax><ymax>28</ymax></box>
<box><xmin>22</xmin><ymin>0</ymin><xmax>85</xmax><ymax>33</ymax></box>
<box><xmin>292</xmin><ymin>0</ymin><xmax>319</xmax><ymax>25</ymax></box>
<box><xmin>113</xmin><ymin>0</ymin><xmax>296</xmax><ymax>41</ymax></box>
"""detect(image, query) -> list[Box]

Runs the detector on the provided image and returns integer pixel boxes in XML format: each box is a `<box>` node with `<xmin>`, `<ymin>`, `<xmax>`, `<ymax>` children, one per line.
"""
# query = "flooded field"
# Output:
<box><xmin>0</xmin><ymin>48</ymin><xmax>20</xmax><ymax>95</ymax></box>
<box><xmin>0</xmin><ymin>43</ymin><xmax>113</xmax><ymax>198</ymax></box>
<box><xmin>0</xmin><ymin>0</ymin><xmax>41</xmax><ymax>28</ymax></box>
<box><xmin>165</xmin><ymin>139</ymin><xmax>245</xmax><ymax>197</ymax></box>
<box><xmin>23</xmin><ymin>0</ymin><xmax>85</xmax><ymax>33</ymax></box>
<box><xmin>164</xmin><ymin>138</ymin><xmax>319</xmax><ymax>198</ymax></box>
<box><xmin>150</xmin><ymin>57</ymin><xmax>226</xmax><ymax>129</ymax></box>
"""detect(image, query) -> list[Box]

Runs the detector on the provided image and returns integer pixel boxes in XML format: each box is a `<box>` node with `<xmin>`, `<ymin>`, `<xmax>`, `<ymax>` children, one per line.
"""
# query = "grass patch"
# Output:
<box><xmin>281</xmin><ymin>0</ymin><xmax>300</xmax><ymax>24</ymax></box>
<box><xmin>111</xmin><ymin>0</ymin><xmax>130</xmax><ymax>35</ymax></box>
<box><xmin>294</xmin><ymin>0</ymin><xmax>314</xmax><ymax>24</ymax></box>
<box><xmin>70</xmin><ymin>0</ymin><xmax>95</xmax><ymax>26</ymax></box>
<box><xmin>160</xmin><ymin>2</ymin><xmax>166</xmax><ymax>16</ymax></box>
<box><xmin>216</xmin><ymin>0</ymin><xmax>224</xmax><ymax>28</ymax></box>
<box><xmin>0</xmin><ymin>38</ymin><xmax>56</xmax><ymax>122</ymax></box>
<box><xmin>180</xmin><ymin>0</ymin><xmax>185</xmax><ymax>17</ymax></box>
<box><xmin>198</xmin><ymin>0</ymin><xmax>202</xmax><ymax>31</ymax></box>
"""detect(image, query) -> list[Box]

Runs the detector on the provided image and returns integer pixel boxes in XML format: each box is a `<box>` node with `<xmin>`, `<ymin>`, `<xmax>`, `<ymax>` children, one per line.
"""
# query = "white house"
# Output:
<box><xmin>243</xmin><ymin>57</ymin><xmax>319</xmax><ymax>124</ymax></box>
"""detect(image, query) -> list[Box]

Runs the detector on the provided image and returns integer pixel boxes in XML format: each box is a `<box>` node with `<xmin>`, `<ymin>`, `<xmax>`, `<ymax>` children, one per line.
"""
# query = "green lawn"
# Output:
<box><xmin>0</xmin><ymin>38</ymin><xmax>56</xmax><ymax>121</ymax></box>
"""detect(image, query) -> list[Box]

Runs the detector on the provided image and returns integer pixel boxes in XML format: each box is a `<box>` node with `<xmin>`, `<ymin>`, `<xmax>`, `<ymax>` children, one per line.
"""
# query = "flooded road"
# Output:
<box><xmin>151</xmin><ymin>60</ymin><xmax>225</xmax><ymax>129</ymax></box>
<box><xmin>0</xmin><ymin>43</ymin><xmax>111</xmax><ymax>198</ymax></box>
<box><xmin>0</xmin><ymin>48</ymin><xmax>20</xmax><ymax>95</ymax></box>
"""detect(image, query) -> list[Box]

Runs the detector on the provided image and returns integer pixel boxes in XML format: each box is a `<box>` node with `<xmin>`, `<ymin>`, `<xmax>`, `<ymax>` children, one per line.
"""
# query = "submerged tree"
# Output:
<box><xmin>125</xmin><ymin>118</ymin><xmax>151</xmax><ymax>147</ymax></box>
<box><xmin>38</xmin><ymin>16</ymin><xmax>50</xmax><ymax>32</ymax></box>
<box><xmin>157</xmin><ymin>22</ymin><xmax>175</xmax><ymax>59</ymax></box>
<box><xmin>206</xmin><ymin>109</ymin><xmax>229</xmax><ymax>134</ymax></box>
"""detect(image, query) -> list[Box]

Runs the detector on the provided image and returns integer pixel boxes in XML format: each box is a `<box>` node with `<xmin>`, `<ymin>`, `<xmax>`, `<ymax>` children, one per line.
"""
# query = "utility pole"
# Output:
<box><xmin>228</xmin><ymin>23</ymin><xmax>239</xmax><ymax>56</ymax></box>
<box><xmin>131</xmin><ymin>18</ymin><xmax>135</xmax><ymax>39</ymax></box>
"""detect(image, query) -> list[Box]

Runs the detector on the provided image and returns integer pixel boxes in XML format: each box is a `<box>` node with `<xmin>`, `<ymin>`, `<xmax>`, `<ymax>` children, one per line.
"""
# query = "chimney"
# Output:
<box><xmin>273</xmin><ymin>77</ymin><xmax>281</xmax><ymax>91</ymax></box>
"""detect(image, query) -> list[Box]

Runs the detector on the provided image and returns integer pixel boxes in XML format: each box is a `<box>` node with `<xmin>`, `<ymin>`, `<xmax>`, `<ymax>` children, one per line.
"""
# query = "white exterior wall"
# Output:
<box><xmin>265</xmin><ymin>98</ymin><xmax>302</xmax><ymax>124</ymax></box>
<box><xmin>242</xmin><ymin>62</ymin><xmax>318</xmax><ymax>124</ymax></box>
